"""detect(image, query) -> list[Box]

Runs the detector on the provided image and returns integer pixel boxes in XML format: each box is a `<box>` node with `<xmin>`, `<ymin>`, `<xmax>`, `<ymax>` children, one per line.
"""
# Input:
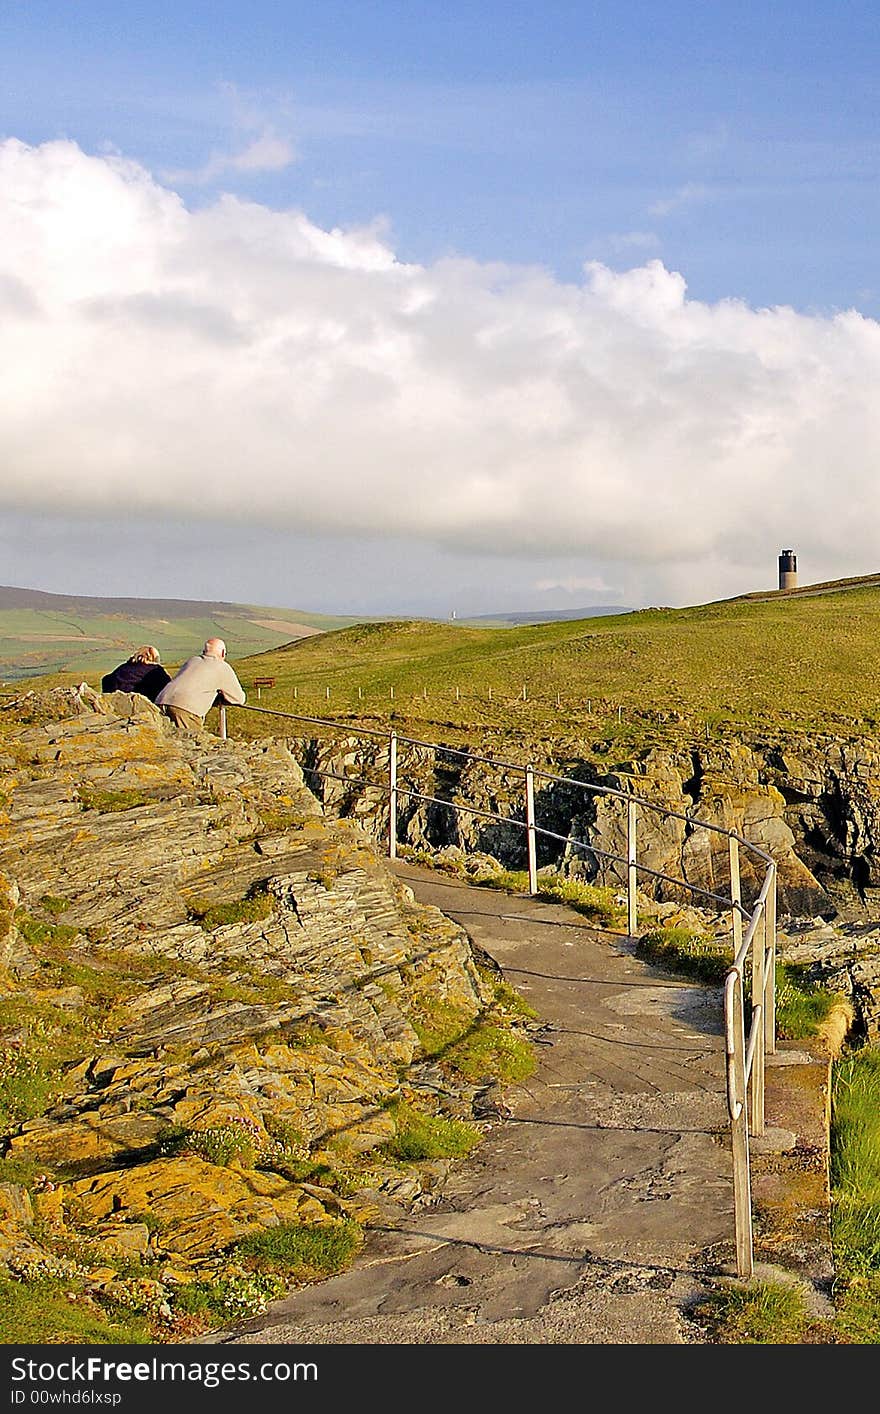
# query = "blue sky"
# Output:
<box><xmin>2</xmin><ymin>2</ymin><xmax>880</xmax><ymax>614</ymax></box>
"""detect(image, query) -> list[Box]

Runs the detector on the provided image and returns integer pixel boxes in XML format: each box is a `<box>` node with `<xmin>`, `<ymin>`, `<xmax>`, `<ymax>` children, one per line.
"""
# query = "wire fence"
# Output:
<box><xmin>221</xmin><ymin>699</ymin><xmax>775</xmax><ymax>1278</ymax></box>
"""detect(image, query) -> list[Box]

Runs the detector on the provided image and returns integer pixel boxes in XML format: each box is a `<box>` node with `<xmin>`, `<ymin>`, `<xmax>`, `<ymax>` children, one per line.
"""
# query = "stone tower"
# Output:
<box><xmin>778</xmin><ymin>549</ymin><xmax>798</xmax><ymax>591</ymax></box>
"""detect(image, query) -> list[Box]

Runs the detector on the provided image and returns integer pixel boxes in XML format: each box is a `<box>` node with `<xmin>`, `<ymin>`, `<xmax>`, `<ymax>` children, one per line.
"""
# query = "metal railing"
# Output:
<box><xmin>219</xmin><ymin>701</ymin><xmax>776</xmax><ymax>1278</ymax></box>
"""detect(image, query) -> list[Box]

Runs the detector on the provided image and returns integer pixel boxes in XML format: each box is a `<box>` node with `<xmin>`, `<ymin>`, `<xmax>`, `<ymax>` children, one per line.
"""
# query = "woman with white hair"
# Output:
<box><xmin>101</xmin><ymin>645</ymin><xmax>171</xmax><ymax>702</ymax></box>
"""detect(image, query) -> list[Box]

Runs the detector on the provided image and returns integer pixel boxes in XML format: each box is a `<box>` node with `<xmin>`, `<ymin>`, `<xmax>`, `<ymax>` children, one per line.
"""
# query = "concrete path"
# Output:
<box><xmin>212</xmin><ymin>864</ymin><xmax>736</xmax><ymax>1345</ymax></box>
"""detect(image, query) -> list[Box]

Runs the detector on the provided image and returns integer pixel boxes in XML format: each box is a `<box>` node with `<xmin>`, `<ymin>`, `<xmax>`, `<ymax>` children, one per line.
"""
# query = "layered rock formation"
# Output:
<box><xmin>282</xmin><ymin>728</ymin><xmax>880</xmax><ymax>1043</ymax></box>
<box><xmin>291</xmin><ymin>730</ymin><xmax>880</xmax><ymax>923</ymax></box>
<box><xmin>0</xmin><ymin>687</ymin><xmax>532</xmax><ymax>1337</ymax></box>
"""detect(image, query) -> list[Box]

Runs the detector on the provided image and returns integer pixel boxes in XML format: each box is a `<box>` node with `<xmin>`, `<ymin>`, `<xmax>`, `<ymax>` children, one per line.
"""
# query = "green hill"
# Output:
<box><xmin>0</xmin><ymin>584</ymin><xmax>371</xmax><ymax>683</ymax></box>
<box><xmin>210</xmin><ymin>576</ymin><xmax>880</xmax><ymax>750</ymax></box>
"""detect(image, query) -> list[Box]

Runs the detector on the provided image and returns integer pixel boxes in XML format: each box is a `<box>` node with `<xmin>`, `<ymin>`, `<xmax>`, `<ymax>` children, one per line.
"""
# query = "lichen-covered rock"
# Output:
<box><xmin>0</xmin><ymin>686</ymin><xmax>497</xmax><ymax>1292</ymax></box>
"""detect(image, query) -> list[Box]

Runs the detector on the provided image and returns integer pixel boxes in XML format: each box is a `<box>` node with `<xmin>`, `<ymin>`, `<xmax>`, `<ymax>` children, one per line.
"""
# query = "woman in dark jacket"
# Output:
<box><xmin>101</xmin><ymin>645</ymin><xmax>171</xmax><ymax>702</ymax></box>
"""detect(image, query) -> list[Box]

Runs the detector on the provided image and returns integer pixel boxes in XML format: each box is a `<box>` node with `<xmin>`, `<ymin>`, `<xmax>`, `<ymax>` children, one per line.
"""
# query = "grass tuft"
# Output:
<box><xmin>475</xmin><ymin>869</ymin><xmax>624</xmax><ymax>928</ymax></box>
<box><xmin>235</xmin><ymin>1219</ymin><xmax>362</xmax><ymax>1277</ymax></box>
<box><xmin>380</xmin><ymin>1101</ymin><xmax>481</xmax><ymax>1162</ymax></box>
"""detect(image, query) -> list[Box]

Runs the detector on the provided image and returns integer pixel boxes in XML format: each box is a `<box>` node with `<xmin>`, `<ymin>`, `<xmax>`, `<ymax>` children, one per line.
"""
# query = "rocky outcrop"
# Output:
<box><xmin>287</xmin><ymin>734</ymin><xmax>838</xmax><ymax>919</ymax></box>
<box><xmin>0</xmin><ymin>687</ymin><xmax>535</xmax><ymax>1337</ymax></box>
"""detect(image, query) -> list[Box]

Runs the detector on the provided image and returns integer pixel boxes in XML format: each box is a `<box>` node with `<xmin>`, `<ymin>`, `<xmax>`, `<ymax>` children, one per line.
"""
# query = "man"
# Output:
<box><xmin>155</xmin><ymin>637</ymin><xmax>246</xmax><ymax>730</ymax></box>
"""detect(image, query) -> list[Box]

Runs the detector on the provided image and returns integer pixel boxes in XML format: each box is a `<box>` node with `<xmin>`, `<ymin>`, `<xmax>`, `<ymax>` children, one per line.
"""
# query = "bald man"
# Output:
<box><xmin>156</xmin><ymin>637</ymin><xmax>246</xmax><ymax>730</ymax></box>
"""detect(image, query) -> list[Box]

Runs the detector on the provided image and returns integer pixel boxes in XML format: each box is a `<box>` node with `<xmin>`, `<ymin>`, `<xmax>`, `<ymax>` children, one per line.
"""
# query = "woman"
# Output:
<box><xmin>101</xmin><ymin>645</ymin><xmax>171</xmax><ymax>702</ymax></box>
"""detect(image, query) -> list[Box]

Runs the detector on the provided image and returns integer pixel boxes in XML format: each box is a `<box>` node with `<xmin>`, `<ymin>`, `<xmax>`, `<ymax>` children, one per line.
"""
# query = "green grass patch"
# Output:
<box><xmin>235</xmin><ymin>1218</ymin><xmax>363</xmax><ymax>1277</ymax></box>
<box><xmin>775</xmin><ymin>962</ymin><xmax>842</xmax><ymax>1040</ymax></box>
<box><xmin>16</xmin><ymin>913</ymin><xmax>78</xmax><ymax>951</ymax></box>
<box><xmin>446</xmin><ymin>1022</ymin><xmax>536</xmax><ymax>1083</ymax></box>
<box><xmin>0</xmin><ymin>1050</ymin><xmax>57</xmax><ymax>1135</ymax></box>
<box><xmin>636</xmin><ymin>925</ymin><xmax>730</xmax><ymax>984</ymax></box>
<box><xmin>637</xmin><ymin>930</ymin><xmax>844</xmax><ymax>1041</ymax></box>
<box><xmin>831</xmin><ymin>1048</ymin><xmax>880</xmax><ymax>1272</ymax></box>
<box><xmin>380</xmin><ymin>1100</ymin><xmax>481</xmax><ymax>1162</ymax></box>
<box><xmin>77</xmin><ymin>787</ymin><xmax>157</xmax><ymax>813</ymax></box>
<box><xmin>478</xmin><ymin>967</ymin><xmax>539</xmax><ymax>1021</ymax></box>
<box><xmin>39</xmin><ymin>895</ymin><xmax>70</xmax><ymax>915</ymax></box>
<box><xmin>476</xmin><ymin>869</ymin><xmax>624</xmax><ymax>928</ymax></box>
<box><xmin>691</xmin><ymin>1280</ymin><xmax>812</xmax><ymax>1344</ymax></box>
<box><xmin>409</xmin><ymin>995</ymin><xmax>476</xmax><ymax>1056</ymax></box>
<box><xmin>186</xmin><ymin>883</ymin><xmax>274</xmax><ymax>931</ymax></box>
<box><xmin>0</xmin><ymin>1275</ymin><xmax>150</xmax><ymax>1345</ymax></box>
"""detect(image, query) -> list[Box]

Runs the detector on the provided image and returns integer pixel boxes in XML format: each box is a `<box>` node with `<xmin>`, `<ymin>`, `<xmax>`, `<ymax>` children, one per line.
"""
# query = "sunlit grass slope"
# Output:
<box><xmin>202</xmin><ymin>580</ymin><xmax>880</xmax><ymax>749</ymax></box>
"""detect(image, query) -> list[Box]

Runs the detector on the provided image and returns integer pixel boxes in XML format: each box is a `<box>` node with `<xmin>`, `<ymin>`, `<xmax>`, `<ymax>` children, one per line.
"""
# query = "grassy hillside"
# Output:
<box><xmin>19</xmin><ymin>574</ymin><xmax>880</xmax><ymax>755</ymax></box>
<box><xmin>0</xmin><ymin>586</ymin><xmax>371</xmax><ymax>683</ymax></box>
<box><xmin>99</xmin><ymin>578</ymin><xmax>868</xmax><ymax>753</ymax></box>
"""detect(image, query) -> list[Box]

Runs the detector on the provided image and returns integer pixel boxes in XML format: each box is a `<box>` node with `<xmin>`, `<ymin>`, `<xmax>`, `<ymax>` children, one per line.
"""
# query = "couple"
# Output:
<box><xmin>102</xmin><ymin>637</ymin><xmax>246</xmax><ymax>730</ymax></box>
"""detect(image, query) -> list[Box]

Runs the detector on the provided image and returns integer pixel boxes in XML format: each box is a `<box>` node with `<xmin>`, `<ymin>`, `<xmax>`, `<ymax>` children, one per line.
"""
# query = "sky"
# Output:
<box><xmin>2</xmin><ymin>1</ymin><xmax>880</xmax><ymax>616</ymax></box>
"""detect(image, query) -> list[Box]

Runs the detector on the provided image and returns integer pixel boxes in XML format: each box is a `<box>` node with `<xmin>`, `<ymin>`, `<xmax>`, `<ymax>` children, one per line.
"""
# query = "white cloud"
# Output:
<box><xmin>649</xmin><ymin>181</ymin><xmax>713</xmax><ymax>217</ymax></box>
<box><xmin>163</xmin><ymin>130</ymin><xmax>296</xmax><ymax>186</ymax></box>
<box><xmin>2</xmin><ymin>137</ymin><xmax>879</xmax><ymax>606</ymax></box>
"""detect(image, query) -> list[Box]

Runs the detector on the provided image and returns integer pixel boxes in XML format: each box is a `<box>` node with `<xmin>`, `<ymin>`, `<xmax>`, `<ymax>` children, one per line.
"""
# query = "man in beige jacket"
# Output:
<box><xmin>156</xmin><ymin>637</ymin><xmax>246</xmax><ymax>730</ymax></box>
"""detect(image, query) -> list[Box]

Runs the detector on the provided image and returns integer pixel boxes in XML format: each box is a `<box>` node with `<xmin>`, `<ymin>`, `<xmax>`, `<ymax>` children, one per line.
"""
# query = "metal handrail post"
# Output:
<box><xmin>766</xmin><ymin>863</ymin><xmax>777</xmax><ymax>1055</ymax></box>
<box><xmin>627</xmin><ymin>798</ymin><xmax>638</xmax><ymax>937</ymax></box>
<box><xmin>526</xmin><ymin>764</ymin><xmax>538</xmax><ymax>895</ymax></box>
<box><xmin>751</xmin><ymin>900</ymin><xmax>766</xmax><ymax>1135</ymax></box>
<box><xmin>729</xmin><ymin>836</ymin><xmax>742</xmax><ymax>957</ymax></box>
<box><xmin>725</xmin><ymin>971</ymin><xmax>754</xmax><ymax>1279</ymax></box>
<box><xmin>389</xmin><ymin>731</ymin><xmax>398</xmax><ymax>860</ymax></box>
<box><xmin>218</xmin><ymin>706</ymin><xmax>227</xmax><ymax>740</ymax></box>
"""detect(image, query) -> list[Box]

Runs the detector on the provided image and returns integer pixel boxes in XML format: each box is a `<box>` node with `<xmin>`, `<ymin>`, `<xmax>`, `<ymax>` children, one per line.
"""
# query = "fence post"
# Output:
<box><xmin>726</xmin><ymin>972</ymin><xmax>754</xmax><ymax>1279</ymax></box>
<box><xmin>389</xmin><ymin>731</ymin><xmax>398</xmax><ymax>860</ymax></box>
<box><xmin>218</xmin><ymin>706</ymin><xmax>227</xmax><ymax>740</ymax></box>
<box><xmin>626</xmin><ymin>798</ymin><xmax>638</xmax><ymax>937</ymax></box>
<box><xmin>525</xmin><ymin>765</ymin><xmax>537</xmax><ymax>895</ymax></box>
<box><xmin>729</xmin><ymin>836</ymin><xmax>742</xmax><ymax>958</ymax></box>
<box><xmin>766</xmin><ymin>862</ymin><xmax>777</xmax><ymax>1055</ymax></box>
<box><xmin>751</xmin><ymin>900</ymin><xmax>766</xmax><ymax>1135</ymax></box>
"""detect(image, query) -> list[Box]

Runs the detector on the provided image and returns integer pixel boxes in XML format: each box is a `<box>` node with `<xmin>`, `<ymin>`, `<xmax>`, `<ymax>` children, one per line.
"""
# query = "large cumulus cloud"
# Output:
<box><xmin>2</xmin><ymin>136</ymin><xmax>878</xmax><ymax>587</ymax></box>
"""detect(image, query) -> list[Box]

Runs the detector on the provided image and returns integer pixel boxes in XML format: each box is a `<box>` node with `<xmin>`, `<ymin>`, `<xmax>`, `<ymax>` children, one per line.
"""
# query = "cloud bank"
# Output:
<box><xmin>2</xmin><ymin>137</ymin><xmax>879</xmax><ymax>601</ymax></box>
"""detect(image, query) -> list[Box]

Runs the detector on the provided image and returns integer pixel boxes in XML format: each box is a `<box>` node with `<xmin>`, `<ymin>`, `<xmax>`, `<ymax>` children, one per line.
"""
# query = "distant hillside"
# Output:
<box><xmin>462</xmin><ymin>605</ymin><xmax>634</xmax><ymax>626</ymax></box>
<box><xmin>0</xmin><ymin>584</ymin><xmax>365</xmax><ymax>683</ymax></box>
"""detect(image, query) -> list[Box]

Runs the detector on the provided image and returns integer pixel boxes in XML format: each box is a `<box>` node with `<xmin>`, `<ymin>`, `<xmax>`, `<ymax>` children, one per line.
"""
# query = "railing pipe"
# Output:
<box><xmin>627</xmin><ymin>798</ymin><xmax>638</xmax><ymax>937</ymax></box>
<box><xmin>725</xmin><ymin>970</ymin><xmax>754</xmax><ymax>1278</ymax></box>
<box><xmin>729</xmin><ymin>836</ymin><xmax>742</xmax><ymax>958</ymax></box>
<box><xmin>525</xmin><ymin>765</ymin><xmax>538</xmax><ymax>895</ymax></box>
<box><xmin>224</xmin><ymin>699</ymin><xmax>776</xmax><ymax>1279</ymax></box>
<box><xmin>750</xmin><ymin>904</ymin><xmax>766</xmax><ymax>1135</ymax></box>
<box><xmin>766</xmin><ymin>863</ymin><xmax>777</xmax><ymax>1055</ymax></box>
<box><xmin>389</xmin><ymin>731</ymin><xmax>398</xmax><ymax>860</ymax></box>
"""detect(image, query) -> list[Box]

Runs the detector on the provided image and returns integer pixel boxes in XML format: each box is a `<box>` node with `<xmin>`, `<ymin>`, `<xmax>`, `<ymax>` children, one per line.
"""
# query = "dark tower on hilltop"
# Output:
<box><xmin>778</xmin><ymin>549</ymin><xmax>798</xmax><ymax>591</ymax></box>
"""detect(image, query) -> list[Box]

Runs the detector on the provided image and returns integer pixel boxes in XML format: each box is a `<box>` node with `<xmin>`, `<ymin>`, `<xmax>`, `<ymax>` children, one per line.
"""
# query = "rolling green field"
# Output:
<box><xmin>0</xmin><ymin>600</ymin><xmax>362</xmax><ymax>683</ymax></box>
<box><xmin>181</xmin><ymin>577</ymin><xmax>880</xmax><ymax>753</ymax></box>
<box><xmin>18</xmin><ymin>574</ymin><xmax>880</xmax><ymax>756</ymax></box>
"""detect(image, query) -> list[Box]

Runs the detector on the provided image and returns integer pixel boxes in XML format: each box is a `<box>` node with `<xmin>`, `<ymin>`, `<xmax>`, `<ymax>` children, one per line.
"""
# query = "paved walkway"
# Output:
<box><xmin>212</xmin><ymin>864</ymin><xmax>736</xmax><ymax>1345</ymax></box>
